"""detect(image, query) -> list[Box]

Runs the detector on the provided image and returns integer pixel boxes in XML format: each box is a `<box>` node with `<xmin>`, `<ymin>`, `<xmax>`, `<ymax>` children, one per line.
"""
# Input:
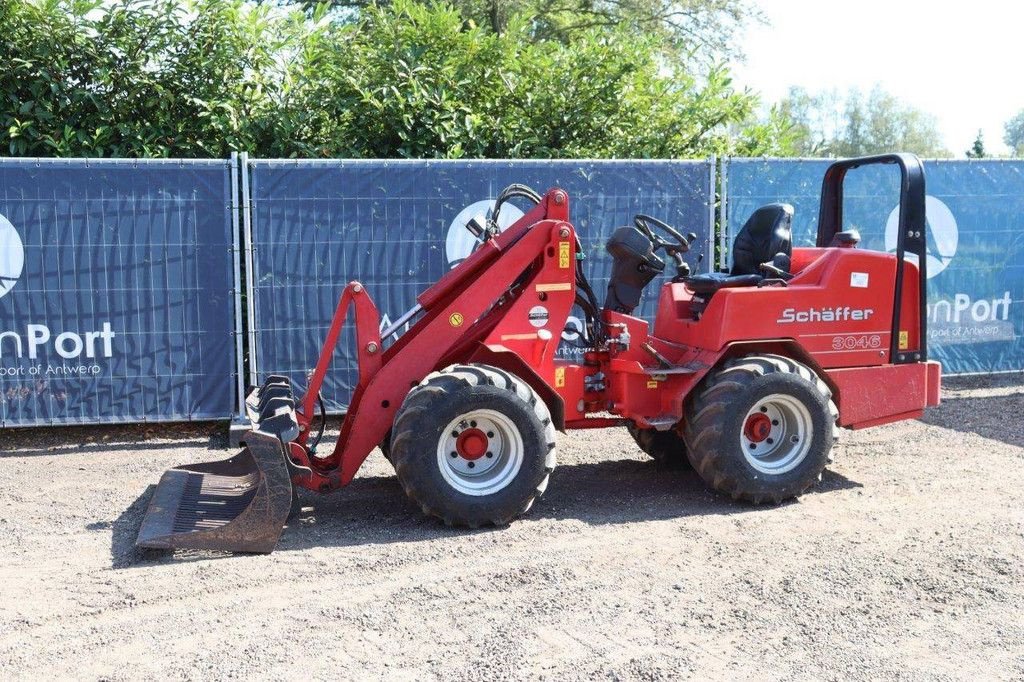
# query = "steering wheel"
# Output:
<box><xmin>633</xmin><ymin>214</ymin><xmax>695</xmax><ymax>254</ymax></box>
<box><xmin>634</xmin><ymin>214</ymin><xmax>699</xmax><ymax>279</ymax></box>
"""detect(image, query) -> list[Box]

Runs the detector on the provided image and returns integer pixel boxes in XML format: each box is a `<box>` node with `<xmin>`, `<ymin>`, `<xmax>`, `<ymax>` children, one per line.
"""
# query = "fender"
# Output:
<box><xmin>471</xmin><ymin>343</ymin><xmax>567</xmax><ymax>432</ymax></box>
<box><xmin>717</xmin><ymin>338</ymin><xmax>840</xmax><ymax>403</ymax></box>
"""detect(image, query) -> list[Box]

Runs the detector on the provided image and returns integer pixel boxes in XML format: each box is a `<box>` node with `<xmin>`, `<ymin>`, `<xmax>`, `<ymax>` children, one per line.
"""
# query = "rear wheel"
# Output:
<box><xmin>626</xmin><ymin>423</ymin><xmax>692</xmax><ymax>470</ymax></box>
<box><xmin>683</xmin><ymin>354</ymin><xmax>838</xmax><ymax>503</ymax></box>
<box><xmin>390</xmin><ymin>364</ymin><xmax>557</xmax><ymax>527</ymax></box>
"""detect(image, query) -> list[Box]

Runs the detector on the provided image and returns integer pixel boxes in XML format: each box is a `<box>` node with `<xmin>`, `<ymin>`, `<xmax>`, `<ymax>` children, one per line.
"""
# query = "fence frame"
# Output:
<box><xmin>229</xmin><ymin>152</ymin><xmax>247</xmax><ymax>423</ymax></box>
<box><xmin>4</xmin><ymin>154</ymin><xmax>1019</xmax><ymax>429</ymax></box>
<box><xmin>0</xmin><ymin>155</ymin><xmax>244</xmax><ymax>426</ymax></box>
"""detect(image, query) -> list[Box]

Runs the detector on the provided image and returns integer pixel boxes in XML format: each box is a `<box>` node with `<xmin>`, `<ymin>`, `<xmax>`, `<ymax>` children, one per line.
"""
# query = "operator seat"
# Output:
<box><xmin>684</xmin><ymin>203</ymin><xmax>794</xmax><ymax>295</ymax></box>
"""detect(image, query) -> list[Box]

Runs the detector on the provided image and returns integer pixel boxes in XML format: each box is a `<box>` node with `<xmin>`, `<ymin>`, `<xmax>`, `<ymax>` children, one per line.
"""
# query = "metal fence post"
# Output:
<box><xmin>708</xmin><ymin>155</ymin><xmax>716</xmax><ymax>273</ymax></box>
<box><xmin>240</xmin><ymin>152</ymin><xmax>259</xmax><ymax>391</ymax></box>
<box><xmin>229</xmin><ymin>152</ymin><xmax>248</xmax><ymax>435</ymax></box>
<box><xmin>718</xmin><ymin>157</ymin><xmax>729</xmax><ymax>271</ymax></box>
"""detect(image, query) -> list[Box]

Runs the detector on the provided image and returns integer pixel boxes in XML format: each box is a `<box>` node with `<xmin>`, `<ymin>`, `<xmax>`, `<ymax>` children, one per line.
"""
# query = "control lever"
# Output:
<box><xmin>758</xmin><ymin>252</ymin><xmax>793</xmax><ymax>281</ymax></box>
<box><xmin>759</xmin><ymin>261</ymin><xmax>786</xmax><ymax>278</ymax></box>
<box><xmin>664</xmin><ymin>231</ymin><xmax>699</xmax><ymax>278</ymax></box>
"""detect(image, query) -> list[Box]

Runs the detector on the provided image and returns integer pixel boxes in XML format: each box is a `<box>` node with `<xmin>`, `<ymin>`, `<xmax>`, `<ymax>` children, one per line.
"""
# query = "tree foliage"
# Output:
<box><xmin>1005</xmin><ymin>110</ymin><xmax>1024</xmax><ymax>157</ymax></box>
<box><xmin>0</xmin><ymin>0</ymin><xmax>307</xmax><ymax>156</ymax></box>
<box><xmin>284</xmin><ymin>0</ymin><xmax>757</xmax><ymax>62</ymax></box>
<box><xmin>1</xmin><ymin>0</ymin><xmax>783</xmax><ymax>159</ymax></box>
<box><xmin>966</xmin><ymin>130</ymin><xmax>985</xmax><ymax>159</ymax></box>
<box><xmin>309</xmin><ymin>2</ymin><xmax>783</xmax><ymax>158</ymax></box>
<box><xmin>775</xmin><ymin>86</ymin><xmax>950</xmax><ymax>158</ymax></box>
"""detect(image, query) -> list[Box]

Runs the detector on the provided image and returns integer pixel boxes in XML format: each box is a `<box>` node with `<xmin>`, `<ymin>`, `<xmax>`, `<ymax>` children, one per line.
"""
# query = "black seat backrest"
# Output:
<box><xmin>731</xmin><ymin>203</ymin><xmax>794</xmax><ymax>276</ymax></box>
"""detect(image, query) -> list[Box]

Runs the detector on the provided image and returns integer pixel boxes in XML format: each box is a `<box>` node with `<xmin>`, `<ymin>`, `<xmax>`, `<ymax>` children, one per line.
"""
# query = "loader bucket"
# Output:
<box><xmin>136</xmin><ymin>376</ymin><xmax>300</xmax><ymax>554</ymax></box>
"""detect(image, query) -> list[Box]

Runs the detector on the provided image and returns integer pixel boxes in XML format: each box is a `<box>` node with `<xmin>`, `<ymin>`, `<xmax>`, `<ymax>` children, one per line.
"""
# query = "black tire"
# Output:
<box><xmin>683</xmin><ymin>354</ymin><xmax>838</xmax><ymax>503</ymax></box>
<box><xmin>379</xmin><ymin>430</ymin><xmax>393</xmax><ymax>465</ymax></box>
<box><xmin>390</xmin><ymin>364</ymin><xmax>557</xmax><ymax>527</ymax></box>
<box><xmin>626</xmin><ymin>423</ymin><xmax>692</xmax><ymax>470</ymax></box>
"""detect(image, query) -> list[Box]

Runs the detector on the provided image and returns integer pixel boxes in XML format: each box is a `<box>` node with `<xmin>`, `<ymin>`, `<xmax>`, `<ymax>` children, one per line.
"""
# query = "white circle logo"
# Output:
<box><xmin>528</xmin><ymin>305</ymin><xmax>549</xmax><ymax>328</ymax></box>
<box><xmin>884</xmin><ymin>195</ymin><xmax>957</xmax><ymax>279</ymax></box>
<box><xmin>445</xmin><ymin>200</ymin><xmax>525</xmax><ymax>268</ymax></box>
<box><xmin>0</xmin><ymin>213</ymin><xmax>25</xmax><ymax>300</ymax></box>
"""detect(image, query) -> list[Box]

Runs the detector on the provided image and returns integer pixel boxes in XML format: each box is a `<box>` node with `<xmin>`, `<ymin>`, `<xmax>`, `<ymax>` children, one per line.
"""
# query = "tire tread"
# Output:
<box><xmin>683</xmin><ymin>354</ymin><xmax>838</xmax><ymax>503</ymax></box>
<box><xmin>391</xmin><ymin>363</ymin><xmax>556</xmax><ymax>526</ymax></box>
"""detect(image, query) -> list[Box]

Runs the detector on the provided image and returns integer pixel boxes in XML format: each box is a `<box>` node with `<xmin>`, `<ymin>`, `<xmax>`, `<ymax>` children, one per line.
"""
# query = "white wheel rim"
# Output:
<box><xmin>436</xmin><ymin>409</ymin><xmax>524</xmax><ymax>496</ymax></box>
<box><xmin>740</xmin><ymin>394</ymin><xmax>813</xmax><ymax>475</ymax></box>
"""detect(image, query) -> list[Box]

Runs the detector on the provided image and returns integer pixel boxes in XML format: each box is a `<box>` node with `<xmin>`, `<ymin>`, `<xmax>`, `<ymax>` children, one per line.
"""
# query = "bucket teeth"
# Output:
<box><xmin>257</xmin><ymin>386</ymin><xmax>292</xmax><ymax>412</ymax></box>
<box><xmin>136</xmin><ymin>377</ymin><xmax>304</xmax><ymax>554</ymax></box>
<box><xmin>246</xmin><ymin>377</ymin><xmax>300</xmax><ymax>444</ymax></box>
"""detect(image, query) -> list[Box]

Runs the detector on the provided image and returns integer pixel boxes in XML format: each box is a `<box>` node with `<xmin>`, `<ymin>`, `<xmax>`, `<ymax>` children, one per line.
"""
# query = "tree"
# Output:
<box><xmin>293</xmin><ymin>1</ymin><xmax>780</xmax><ymax>158</ymax></box>
<box><xmin>0</xmin><ymin>0</ymin><xmax>308</xmax><ymax>157</ymax></box>
<box><xmin>278</xmin><ymin>0</ymin><xmax>759</xmax><ymax>62</ymax></box>
<box><xmin>833</xmin><ymin>88</ymin><xmax>948</xmax><ymax>157</ymax></box>
<box><xmin>966</xmin><ymin>130</ymin><xmax>985</xmax><ymax>159</ymax></box>
<box><xmin>775</xmin><ymin>86</ymin><xmax>841</xmax><ymax>156</ymax></box>
<box><xmin>773</xmin><ymin>86</ymin><xmax>950</xmax><ymax>158</ymax></box>
<box><xmin>1005</xmin><ymin>110</ymin><xmax>1024</xmax><ymax>157</ymax></box>
<box><xmin>0</xmin><ymin>0</ymin><xmax>782</xmax><ymax>159</ymax></box>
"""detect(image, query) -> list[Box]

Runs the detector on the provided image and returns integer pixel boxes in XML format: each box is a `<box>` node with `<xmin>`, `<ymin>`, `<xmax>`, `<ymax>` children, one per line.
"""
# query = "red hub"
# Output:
<box><xmin>455</xmin><ymin>428</ymin><xmax>489</xmax><ymax>460</ymax></box>
<box><xmin>744</xmin><ymin>413</ymin><xmax>772</xmax><ymax>443</ymax></box>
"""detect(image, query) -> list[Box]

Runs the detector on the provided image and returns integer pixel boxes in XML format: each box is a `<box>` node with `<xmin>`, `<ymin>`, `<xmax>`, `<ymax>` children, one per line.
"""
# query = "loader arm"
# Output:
<box><xmin>297</xmin><ymin>189</ymin><xmax>573</xmax><ymax>489</ymax></box>
<box><xmin>298</xmin><ymin>282</ymin><xmax>384</xmax><ymax>423</ymax></box>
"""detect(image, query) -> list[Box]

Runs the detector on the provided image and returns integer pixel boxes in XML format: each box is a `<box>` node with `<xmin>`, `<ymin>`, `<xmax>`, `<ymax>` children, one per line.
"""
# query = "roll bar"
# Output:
<box><xmin>815</xmin><ymin>153</ymin><xmax>928</xmax><ymax>363</ymax></box>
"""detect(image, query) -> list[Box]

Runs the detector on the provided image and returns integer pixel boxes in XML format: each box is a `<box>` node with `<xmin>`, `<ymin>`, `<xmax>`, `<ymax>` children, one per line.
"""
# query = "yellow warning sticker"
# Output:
<box><xmin>555</xmin><ymin>367</ymin><xmax>566</xmax><ymax>388</ymax></box>
<box><xmin>646</xmin><ymin>380</ymin><xmax>658</xmax><ymax>389</ymax></box>
<box><xmin>449</xmin><ymin>312</ymin><xmax>464</xmax><ymax>327</ymax></box>
<box><xmin>898</xmin><ymin>330</ymin><xmax>909</xmax><ymax>350</ymax></box>
<box><xmin>558</xmin><ymin>241</ymin><xmax>571</xmax><ymax>269</ymax></box>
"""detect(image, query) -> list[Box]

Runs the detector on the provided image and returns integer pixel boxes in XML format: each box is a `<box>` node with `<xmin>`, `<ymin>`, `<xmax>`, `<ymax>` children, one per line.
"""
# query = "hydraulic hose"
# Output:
<box><xmin>310</xmin><ymin>392</ymin><xmax>327</xmax><ymax>451</ymax></box>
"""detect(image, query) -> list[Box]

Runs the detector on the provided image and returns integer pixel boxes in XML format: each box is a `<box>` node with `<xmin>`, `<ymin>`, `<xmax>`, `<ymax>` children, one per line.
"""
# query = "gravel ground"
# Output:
<box><xmin>1</xmin><ymin>374</ymin><xmax>1023</xmax><ymax>681</ymax></box>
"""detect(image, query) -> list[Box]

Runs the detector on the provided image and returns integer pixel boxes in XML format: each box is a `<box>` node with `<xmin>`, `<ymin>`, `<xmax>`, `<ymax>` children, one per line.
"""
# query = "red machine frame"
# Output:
<box><xmin>285</xmin><ymin>156</ymin><xmax>940</xmax><ymax>496</ymax></box>
<box><xmin>135</xmin><ymin>153</ymin><xmax>942</xmax><ymax>554</ymax></box>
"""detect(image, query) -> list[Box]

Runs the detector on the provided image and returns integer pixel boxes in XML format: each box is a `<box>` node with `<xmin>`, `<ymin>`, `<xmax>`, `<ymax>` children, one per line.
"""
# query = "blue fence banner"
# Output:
<box><xmin>0</xmin><ymin>158</ymin><xmax>241</xmax><ymax>426</ymax></box>
<box><xmin>723</xmin><ymin>158</ymin><xmax>1024</xmax><ymax>374</ymax></box>
<box><xmin>246</xmin><ymin>158</ymin><xmax>715</xmax><ymax>410</ymax></box>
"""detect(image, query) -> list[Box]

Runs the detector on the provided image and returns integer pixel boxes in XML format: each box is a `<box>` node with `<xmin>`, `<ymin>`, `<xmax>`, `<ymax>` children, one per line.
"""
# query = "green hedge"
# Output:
<box><xmin>1</xmin><ymin>0</ymin><xmax>789</xmax><ymax>159</ymax></box>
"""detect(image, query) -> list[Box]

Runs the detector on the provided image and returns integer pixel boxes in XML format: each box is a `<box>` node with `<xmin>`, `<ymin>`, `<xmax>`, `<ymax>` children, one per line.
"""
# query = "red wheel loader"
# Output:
<box><xmin>136</xmin><ymin>154</ymin><xmax>941</xmax><ymax>553</ymax></box>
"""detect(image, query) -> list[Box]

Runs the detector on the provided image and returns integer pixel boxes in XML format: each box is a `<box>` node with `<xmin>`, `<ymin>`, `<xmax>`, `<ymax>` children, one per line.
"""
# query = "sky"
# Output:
<box><xmin>730</xmin><ymin>0</ymin><xmax>1024</xmax><ymax>155</ymax></box>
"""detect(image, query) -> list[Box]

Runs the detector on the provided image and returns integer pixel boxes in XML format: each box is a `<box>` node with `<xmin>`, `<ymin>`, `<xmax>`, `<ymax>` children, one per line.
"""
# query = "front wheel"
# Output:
<box><xmin>683</xmin><ymin>354</ymin><xmax>838</xmax><ymax>503</ymax></box>
<box><xmin>390</xmin><ymin>364</ymin><xmax>557</xmax><ymax>527</ymax></box>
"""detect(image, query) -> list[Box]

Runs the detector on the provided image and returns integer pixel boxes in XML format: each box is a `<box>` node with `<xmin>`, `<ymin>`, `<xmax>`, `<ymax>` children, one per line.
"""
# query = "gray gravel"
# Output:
<box><xmin>1</xmin><ymin>374</ymin><xmax>1023</xmax><ymax>680</ymax></box>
